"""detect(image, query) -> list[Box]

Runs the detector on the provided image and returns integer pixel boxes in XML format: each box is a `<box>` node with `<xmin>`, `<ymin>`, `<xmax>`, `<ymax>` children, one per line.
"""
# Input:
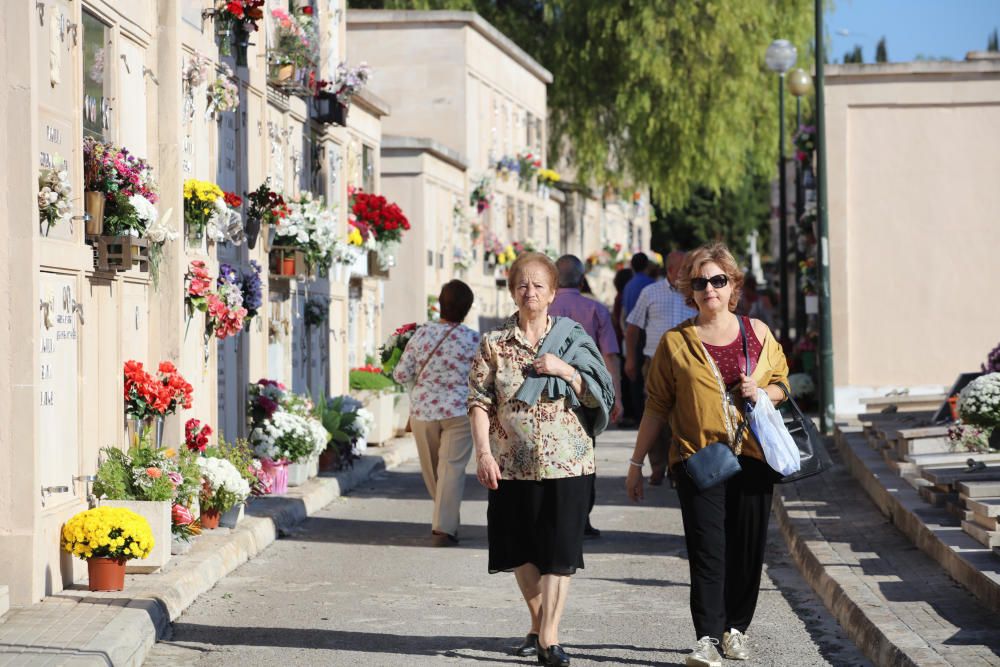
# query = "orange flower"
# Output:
<box><xmin>146</xmin><ymin>467</ymin><xmax>163</xmax><ymax>479</ymax></box>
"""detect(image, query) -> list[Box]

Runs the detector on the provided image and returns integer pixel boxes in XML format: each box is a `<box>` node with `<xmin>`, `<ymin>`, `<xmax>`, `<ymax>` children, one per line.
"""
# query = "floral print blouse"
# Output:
<box><xmin>468</xmin><ymin>315</ymin><xmax>599</xmax><ymax>481</ymax></box>
<box><xmin>393</xmin><ymin>322</ymin><xmax>481</xmax><ymax>421</ymax></box>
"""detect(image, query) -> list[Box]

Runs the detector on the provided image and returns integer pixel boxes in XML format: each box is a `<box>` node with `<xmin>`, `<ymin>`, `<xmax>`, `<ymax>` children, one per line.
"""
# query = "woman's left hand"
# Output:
<box><xmin>533</xmin><ymin>353</ymin><xmax>571</xmax><ymax>379</ymax></box>
<box><xmin>739</xmin><ymin>373</ymin><xmax>759</xmax><ymax>403</ymax></box>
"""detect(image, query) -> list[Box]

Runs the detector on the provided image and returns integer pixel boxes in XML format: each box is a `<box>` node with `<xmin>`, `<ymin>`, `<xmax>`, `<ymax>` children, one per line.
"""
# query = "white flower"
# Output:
<box><xmin>346</xmin><ymin>408</ymin><xmax>374</xmax><ymax>439</ymax></box>
<box><xmin>197</xmin><ymin>456</ymin><xmax>251</xmax><ymax>504</ymax></box>
<box><xmin>129</xmin><ymin>194</ymin><xmax>159</xmax><ymax>225</ymax></box>
<box><xmin>250</xmin><ymin>409</ymin><xmax>314</xmax><ymax>462</ymax></box>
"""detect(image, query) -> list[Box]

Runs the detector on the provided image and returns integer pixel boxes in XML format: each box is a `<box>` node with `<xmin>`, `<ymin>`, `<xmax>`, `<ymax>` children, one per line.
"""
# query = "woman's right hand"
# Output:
<box><xmin>626</xmin><ymin>464</ymin><xmax>644</xmax><ymax>503</ymax></box>
<box><xmin>476</xmin><ymin>451</ymin><xmax>501</xmax><ymax>490</ymax></box>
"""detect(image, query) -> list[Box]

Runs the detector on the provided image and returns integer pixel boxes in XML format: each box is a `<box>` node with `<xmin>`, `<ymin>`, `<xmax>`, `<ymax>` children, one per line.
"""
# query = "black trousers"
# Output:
<box><xmin>675</xmin><ymin>456</ymin><xmax>775</xmax><ymax>641</ymax></box>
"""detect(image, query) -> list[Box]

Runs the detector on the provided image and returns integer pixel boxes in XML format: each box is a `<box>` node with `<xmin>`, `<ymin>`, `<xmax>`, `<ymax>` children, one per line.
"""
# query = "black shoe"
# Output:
<box><xmin>583</xmin><ymin>523</ymin><xmax>601</xmax><ymax>539</ymax></box>
<box><xmin>430</xmin><ymin>532</ymin><xmax>459</xmax><ymax>547</ymax></box>
<box><xmin>514</xmin><ymin>633</ymin><xmax>538</xmax><ymax>657</ymax></box>
<box><xmin>537</xmin><ymin>644</ymin><xmax>570</xmax><ymax>666</ymax></box>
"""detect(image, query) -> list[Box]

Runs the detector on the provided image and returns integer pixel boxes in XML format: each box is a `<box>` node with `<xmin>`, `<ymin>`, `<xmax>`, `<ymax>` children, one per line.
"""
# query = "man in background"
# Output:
<box><xmin>550</xmin><ymin>254</ymin><xmax>623</xmax><ymax>537</ymax></box>
<box><xmin>624</xmin><ymin>250</ymin><xmax>696</xmax><ymax>484</ymax></box>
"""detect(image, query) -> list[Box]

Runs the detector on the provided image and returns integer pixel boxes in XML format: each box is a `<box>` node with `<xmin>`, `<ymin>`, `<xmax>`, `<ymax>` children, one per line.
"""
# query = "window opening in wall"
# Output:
<box><xmin>527</xmin><ymin>206</ymin><xmax>535</xmax><ymax>241</ymax></box>
<box><xmin>525</xmin><ymin>112</ymin><xmax>534</xmax><ymax>149</ymax></box>
<box><xmin>427</xmin><ymin>249</ymin><xmax>434</xmax><ymax>267</ymax></box>
<box><xmin>82</xmin><ymin>11</ymin><xmax>112</xmax><ymax>141</ymax></box>
<box><xmin>299</xmin><ymin>133</ymin><xmax>313</xmax><ymax>193</ymax></box>
<box><xmin>362</xmin><ymin>144</ymin><xmax>375</xmax><ymax>193</ymax></box>
<box><xmin>534</xmin><ymin>118</ymin><xmax>543</xmax><ymax>156</ymax></box>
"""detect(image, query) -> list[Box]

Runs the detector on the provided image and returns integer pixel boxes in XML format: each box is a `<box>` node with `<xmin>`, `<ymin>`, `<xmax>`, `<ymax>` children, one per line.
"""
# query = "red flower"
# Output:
<box><xmin>172</xmin><ymin>503</ymin><xmax>194</xmax><ymax>526</ymax></box>
<box><xmin>302</xmin><ymin>5</ymin><xmax>313</xmax><ymax>14</ymax></box>
<box><xmin>224</xmin><ymin>191</ymin><xmax>243</xmax><ymax>208</ymax></box>
<box><xmin>185</xmin><ymin>418</ymin><xmax>212</xmax><ymax>452</ymax></box>
<box><xmin>226</xmin><ymin>1</ymin><xmax>245</xmax><ymax>18</ymax></box>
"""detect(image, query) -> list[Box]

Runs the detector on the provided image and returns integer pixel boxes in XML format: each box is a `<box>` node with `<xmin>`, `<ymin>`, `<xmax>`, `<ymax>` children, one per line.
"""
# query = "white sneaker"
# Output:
<box><xmin>722</xmin><ymin>628</ymin><xmax>751</xmax><ymax>660</ymax></box>
<box><xmin>685</xmin><ymin>636</ymin><xmax>722</xmax><ymax>667</ymax></box>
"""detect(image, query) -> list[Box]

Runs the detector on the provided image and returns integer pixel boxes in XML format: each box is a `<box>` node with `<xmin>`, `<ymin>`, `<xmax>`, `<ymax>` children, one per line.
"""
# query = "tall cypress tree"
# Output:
<box><xmin>875</xmin><ymin>37</ymin><xmax>888</xmax><ymax>63</ymax></box>
<box><xmin>989</xmin><ymin>28</ymin><xmax>999</xmax><ymax>52</ymax></box>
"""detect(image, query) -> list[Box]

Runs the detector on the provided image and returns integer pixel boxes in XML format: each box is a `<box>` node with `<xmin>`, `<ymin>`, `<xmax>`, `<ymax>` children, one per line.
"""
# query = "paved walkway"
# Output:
<box><xmin>145</xmin><ymin>429</ymin><xmax>866</xmax><ymax>666</ymax></box>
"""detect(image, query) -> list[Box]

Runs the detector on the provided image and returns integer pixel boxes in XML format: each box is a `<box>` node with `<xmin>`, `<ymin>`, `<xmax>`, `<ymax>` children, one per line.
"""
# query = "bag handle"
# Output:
<box><xmin>413</xmin><ymin>323</ymin><xmax>460</xmax><ymax>390</ymax></box>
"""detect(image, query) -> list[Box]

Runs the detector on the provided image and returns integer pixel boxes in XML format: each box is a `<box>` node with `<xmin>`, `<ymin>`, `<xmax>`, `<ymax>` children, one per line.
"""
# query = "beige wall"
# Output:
<box><xmin>825</xmin><ymin>60</ymin><xmax>1000</xmax><ymax>412</ymax></box>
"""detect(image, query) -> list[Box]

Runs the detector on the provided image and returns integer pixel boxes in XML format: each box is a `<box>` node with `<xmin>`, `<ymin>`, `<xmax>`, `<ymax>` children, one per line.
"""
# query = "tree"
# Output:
<box><xmin>875</xmin><ymin>37</ymin><xmax>888</xmax><ymax>63</ymax></box>
<box><xmin>842</xmin><ymin>44</ymin><xmax>863</xmax><ymax>63</ymax></box>
<box><xmin>989</xmin><ymin>28</ymin><xmax>999</xmax><ymax>52</ymax></box>
<box><xmin>649</xmin><ymin>163</ymin><xmax>772</xmax><ymax>266</ymax></box>
<box><xmin>348</xmin><ymin>0</ymin><xmax>815</xmax><ymax>212</ymax></box>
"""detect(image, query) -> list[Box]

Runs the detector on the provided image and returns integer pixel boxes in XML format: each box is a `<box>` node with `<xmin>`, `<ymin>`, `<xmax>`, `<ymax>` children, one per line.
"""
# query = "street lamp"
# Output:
<box><xmin>788</xmin><ymin>67</ymin><xmax>813</xmax><ymax>339</ymax></box>
<box><xmin>765</xmin><ymin>39</ymin><xmax>797</xmax><ymax>344</ymax></box>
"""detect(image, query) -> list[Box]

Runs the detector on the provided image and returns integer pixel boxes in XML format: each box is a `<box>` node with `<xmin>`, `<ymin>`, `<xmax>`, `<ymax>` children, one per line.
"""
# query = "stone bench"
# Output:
<box><xmin>858</xmin><ymin>393</ymin><xmax>948</xmax><ymax>413</ymax></box>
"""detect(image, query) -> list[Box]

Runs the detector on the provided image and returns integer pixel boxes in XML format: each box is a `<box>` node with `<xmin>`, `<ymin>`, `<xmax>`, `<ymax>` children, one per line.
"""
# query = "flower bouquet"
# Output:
<box><xmin>124</xmin><ymin>360</ymin><xmax>193</xmax><ymax>446</ymax></box>
<box><xmin>183</xmin><ymin>178</ymin><xmax>224</xmax><ymax>244</ymax></box>
<box><xmin>62</xmin><ymin>506</ymin><xmax>154</xmax><ymax>590</ymax></box>
<box><xmin>516</xmin><ymin>151</ymin><xmax>542</xmax><ymax>190</ymax></box>
<box><xmin>495</xmin><ymin>155</ymin><xmax>519</xmax><ymax>180</ymax></box>
<box><xmin>273</xmin><ymin>192</ymin><xmax>339</xmax><ymax>273</ymax></box>
<box><xmin>82</xmin><ymin>138</ymin><xmax>159</xmax><ymax>238</ymax></box>
<box><xmin>379</xmin><ymin>323</ymin><xmax>417</xmax><ymax>377</ymax></box>
<box><xmin>469</xmin><ymin>176</ymin><xmax>493</xmax><ymax>214</ymax></box>
<box><xmin>245</xmin><ymin>180</ymin><xmax>289</xmax><ymax>249</ymax></box>
<box><xmin>207</xmin><ymin>62</ymin><xmax>240</xmax><ymax>116</ymax></box>
<box><xmin>196</xmin><ymin>456</ymin><xmax>251</xmax><ymax>528</ymax></box>
<box><xmin>37</xmin><ymin>165</ymin><xmax>72</xmax><ymax>235</ymax></box>
<box><xmin>212</xmin><ymin>0</ymin><xmax>265</xmax><ymax>62</ymax></box>
<box><xmin>185</xmin><ymin>418</ymin><xmax>213</xmax><ymax>453</ymax></box>
<box><xmin>957</xmin><ymin>373</ymin><xmax>1000</xmax><ymax>452</ymax></box>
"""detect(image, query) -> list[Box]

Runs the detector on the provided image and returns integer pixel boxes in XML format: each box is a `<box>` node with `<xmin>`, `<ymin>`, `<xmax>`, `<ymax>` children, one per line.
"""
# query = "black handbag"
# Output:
<box><xmin>773</xmin><ymin>383</ymin><xmax>834</xmax><ymax>484</ymax></box>
<box><xmin>683</xmin><ymin>326</ymin><xmax>748</xmax><ymax>491</ymax></box>
<box><xmin>733</xmin><ymin>318</ymin><xmax>833</xmax><ymax>484</ymax></box>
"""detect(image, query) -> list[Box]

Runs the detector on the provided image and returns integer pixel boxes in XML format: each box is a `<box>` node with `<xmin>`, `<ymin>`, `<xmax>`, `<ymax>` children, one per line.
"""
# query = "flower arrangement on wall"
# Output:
<box><xmin>211</xmin><ymin>0</ymin><xmax>265</xmax><ymax>63</ymax></box>
<box><xmin>351</xmin><ymin>190</ymin><xmax>411</xmax><ymax>245</ymax></box>
<box><xmin>304</xmin><ymin>297</ymin><xmax>329</xmax><ymax>328</ymax></box>
<box><xmin>37</xmin><ymin>165</ymin><xmax>72</xmax><ymax>235</ymax></box>
<box><xmin>246</xmin><ymin>180</ymin><xmax>289</xmax><ymax>248</ymax></box>
<box><xmin>185</xmin><ymin>260</ymin><xmax>248</xmax><ymax>343</ymax></box>
<box><xmin>495</xmin><ymin>155</ymin><xmax>519</xmax><ymax>180</ymax></box>
<box><xmin>123</xmin><ymin>360</ymin><xmax>193</xmax><ymax>421</ymax></box>
<box><xmin>586</xmin><ymin>242</ymin><xmax>628</xmax><ymax>272</ymax></box>
<box><xmin>318</xmin><ymin>61</ymin><xmax>372</xmax><ymax>104</ymax></box>
<box><xmin>794</xmin><ymin>124</ymin><xmax>817</xmax><ymax>163</ymax></box>
<box><xmin>469</xmin><ymin>175</ymin><xmax>493</xmax><ymax>215</ymax></box>
<box><xmin>207</xmin><ymin>62</ymin><xmax>240</xmax><ymax>116</ymax></box>
<box><xmin>183</xmin><ymin>178</ymin><xmax>223</xmax><ymax>244</ymax></box>
<box><xmin>270</xmin><ymin>6</ymin><xmax>317</xmax><ymax>72</ymax></box>
<box><xmin>272</xmin><ymin>192</ymin><xmax>339</xmax><ymax>273</ymax></box>
<box><xmin>516</xmin><ymin>151</ymin><xmax>541</xmax><ymax>190</ymax></box>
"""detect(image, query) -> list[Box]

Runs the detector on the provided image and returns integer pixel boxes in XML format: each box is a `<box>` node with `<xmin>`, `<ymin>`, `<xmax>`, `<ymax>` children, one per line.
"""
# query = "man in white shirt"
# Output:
<box><xmin>624</xmin><ymin>250</ymin><xmax>696</xmax><ymax>484</ymax></box>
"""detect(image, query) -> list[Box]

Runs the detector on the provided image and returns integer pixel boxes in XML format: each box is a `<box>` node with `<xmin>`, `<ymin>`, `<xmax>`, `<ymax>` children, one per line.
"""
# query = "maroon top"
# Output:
<box><xmin>703</xmin><ymin>316</ymin><xmax>763</xmax><ymax>386</ymax></box>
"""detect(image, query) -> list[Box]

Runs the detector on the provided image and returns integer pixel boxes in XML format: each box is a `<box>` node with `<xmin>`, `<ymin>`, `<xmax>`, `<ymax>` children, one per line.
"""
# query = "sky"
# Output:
<box><xmin>826</xmin><ymin>0</ymin><xmax>1000</xmax><ymax>63</ymax></box>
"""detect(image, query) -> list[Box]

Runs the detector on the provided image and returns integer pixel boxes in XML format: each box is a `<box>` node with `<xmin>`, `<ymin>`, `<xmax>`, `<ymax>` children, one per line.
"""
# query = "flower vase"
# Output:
<box><xmin>215</xmin><ymin>15</ymin><xmax>232</xmax><ymax>56</ymax></box>
<box><xmin>245</xmin><ymin>215</ymin><xmax>261</xmax><ymax>250</ymax></box>
<box><xmin>84</xmin><ymin>191</ymin><xmax>104</xmax><ymax>235</ymax></box>
<box><xmin>233</xmin><ymin>22</ymin><xmax>249</xmax><ymax>67</ymax></box>
<box><xmin>88</xmin><ymin>557</ymin><xmax>126</xmax><ymax>591</ymax></box>
<box><xmin>126</xmin><ymin>416</ymin><xmax>164</xmax><ymax>449</ymax></box>
<box><xmin>201</xmin><ymin>508</ymin><xmax>220</xmax><ymax>529</ymax></box>
<box><xmin>220</xmin><ymin>503</ymin><xmax>244</xmax><ymax>528</ymax></box>
<box><xmin>261</xmin><ymin>458</ymin><xmax>289</xmax><ymax>495</ymax></box>
<box><xmin>186</xmin><ymin>225</ymin><xmax>205</xmax><ymax>250</ymax></box>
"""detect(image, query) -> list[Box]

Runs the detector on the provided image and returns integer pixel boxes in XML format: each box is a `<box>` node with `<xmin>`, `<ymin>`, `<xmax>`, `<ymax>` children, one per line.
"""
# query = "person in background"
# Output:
<box><xmin>625</xmin><ymin>242</ymin><xmax>789</xmax><ymax>667</ymax></box>
<box><xmin>470</xmin><ymin>252</ymin><xmax>614</xmax><ymax>666</ymax></box>
<box><xmin>620</xmin><ymin>253</ymin><xmax>658</xmax><ymax>422</ymax></box>
<box><xmin>611</xmin><ymin>267</ymin><xmax>635</xmax><ymax>426</ymax></box>
<box><xmin>737</xmin><ymin>274</ymin><xmax>775</xmax><ymax>330</ymax></box>
<box><xmin>624</xmin><ymin>250</ymin><xmax>696</xmax><ymax>484</ymax></box>
<box><xmin>393</xmin><ymin>280</ymin><xmax>481</xmax><ymax>547</ymax></box>
<box><xmin>550</xmin><ymin>255</ymin><xmax>624</xmax><ymax>538</ymax></box>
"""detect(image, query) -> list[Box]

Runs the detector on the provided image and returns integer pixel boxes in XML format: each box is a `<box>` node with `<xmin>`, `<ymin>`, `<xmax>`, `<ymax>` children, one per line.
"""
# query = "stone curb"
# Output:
<box><xmin>52</xmin><ymin>436</ymin><xmax>418</xmax><ymax>667</ymax></box>
<box><xmin>774</xmin><ymin>473</ymin><xmax>926</xmax><ymax>667</ymax></box>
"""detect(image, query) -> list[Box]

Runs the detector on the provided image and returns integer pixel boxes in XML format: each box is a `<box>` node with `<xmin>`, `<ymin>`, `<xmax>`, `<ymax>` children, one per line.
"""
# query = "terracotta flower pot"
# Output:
<box><xmin>88</xmin><ymin>557</ymin><xmax>126</xmax><ymax>591</ymax></box>
<box><xmin>948</xmin><ymin>395</ymin><xmax>959</xmax><ymax>421</ymax></box>
<box><xmin>281</xmin><ymin>256</ymin><xmax>296</xmax><ymax>276</ymax></box>
<box><xmin>201</xmin><ymin>508</ymin><xmax>221</xmax><ymax>529</ymax></box>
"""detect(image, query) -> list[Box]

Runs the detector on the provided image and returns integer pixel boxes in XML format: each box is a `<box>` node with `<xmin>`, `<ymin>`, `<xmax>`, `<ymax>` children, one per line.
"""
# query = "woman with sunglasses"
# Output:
<box><xmin>624</xmin><ymin>242</ymin><xmax>789</xmax><ymax>667</ymax></box>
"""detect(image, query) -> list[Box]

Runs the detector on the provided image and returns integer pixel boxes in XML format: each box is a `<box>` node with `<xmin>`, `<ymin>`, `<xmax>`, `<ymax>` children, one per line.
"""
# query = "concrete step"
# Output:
<box><xmin>922</xmin><ymin>466</ymin><xmax>1000</xmax><ymax>487</ymax></box>
<box><xmin>909</xmin><ymin>451</ymin><xmax>1000</xmax><ymax>468</ymax></box>
<box><xmin>960</xmin><ymin>481</ymin><xmax>1000</xmax><ymax>498</ymax></box>
<box><xmin>0</xmin><ymin>585</ymin><xmax>7</xmax><ymax>619</ymax></box>
<box><xmin>962</xmin><ymin>520</ymin><xmax>1000</xmax><ymax>548</ymax></box>
<box><xmin>897</xmin><ymin>436</ymin><xmax>951</xmax><ymax>459</ymax></box>
<box><xmin>965</xmin><ymin>496</ymin><xmax>1000</xmax><ymax>518</ymax></box>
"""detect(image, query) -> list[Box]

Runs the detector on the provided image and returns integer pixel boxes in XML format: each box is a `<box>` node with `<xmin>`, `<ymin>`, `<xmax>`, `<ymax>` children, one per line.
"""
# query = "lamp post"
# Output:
<box><xmin>788</xmin><ymin>67</ymin><xmax>813</xmax><ymax>340</ymax></box>
<box><xmin>765</xmin><ymin>39</ymin><xmax>797</xmax><ymax>345</ymax></box>
<box><xmin>814</xmin><ymin>1</ymin><xmax>835</xmax><ymax>432</ymax></box>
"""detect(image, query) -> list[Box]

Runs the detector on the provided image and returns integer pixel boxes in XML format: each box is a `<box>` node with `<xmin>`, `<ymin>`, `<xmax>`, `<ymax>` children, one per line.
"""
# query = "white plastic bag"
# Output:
<box><xmin>747</xmin><ymin>389</ymin><xmax>801</xmax><ymax>476</ymax></box>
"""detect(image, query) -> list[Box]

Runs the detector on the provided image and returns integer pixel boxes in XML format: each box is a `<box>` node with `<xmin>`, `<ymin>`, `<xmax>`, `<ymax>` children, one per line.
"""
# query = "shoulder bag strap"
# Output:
<box><xmin>413</xmin><ymin>323</ymin><xmax>460</xmax><ymax>390</ymax></box>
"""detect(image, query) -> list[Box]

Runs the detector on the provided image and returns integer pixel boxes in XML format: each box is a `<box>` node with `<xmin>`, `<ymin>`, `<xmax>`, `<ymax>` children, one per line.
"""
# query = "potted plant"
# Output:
<box><xmin>349</xmin><ymin>365</ymin><xmax>399</xmax><ymax>445</ymax></box>
<box><xmin>957</xmin><ymin>373</ymin><xmax>1000</xmax><ymax>451</ymax></box>
<box><xmin>93</xmin><ymin>443</ymin><xmax>191</xmax><ymax>573</ymax></box>
<box><xmin>196</xmin><ymin>456</ymin><xmax>251</xmax><ymax>529</ymax></box>
<box><xmin>247</xmin><ymin>379</ymin><xmax>318</xmax><ymax>492</ymax></box>
<box><xmin>62</xmin><ymin>506</ymin><xmax>154</xmax><ymax>591</ymax></box>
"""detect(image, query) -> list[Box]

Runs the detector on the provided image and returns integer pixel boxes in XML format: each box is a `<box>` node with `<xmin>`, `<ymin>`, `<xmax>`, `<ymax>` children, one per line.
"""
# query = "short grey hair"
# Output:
<box><xmin>556</xmin><ymin>255</ymin><xmax>586</xmax><ymax>288</ymax></box>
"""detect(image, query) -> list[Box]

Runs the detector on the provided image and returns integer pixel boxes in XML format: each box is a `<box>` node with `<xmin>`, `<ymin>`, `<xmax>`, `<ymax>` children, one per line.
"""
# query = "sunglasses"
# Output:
<box><xmin>691</xmin><ymin>274</ymin><xmax>729</xmax><ymax>291</ymax></box>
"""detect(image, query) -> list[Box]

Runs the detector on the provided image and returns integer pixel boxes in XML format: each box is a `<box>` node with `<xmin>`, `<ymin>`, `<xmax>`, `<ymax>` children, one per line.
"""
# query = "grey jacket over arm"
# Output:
<box><xmin>513</xmin><ymin>316</ymin><xmax>615</xmax><ymax>438</ymax></box>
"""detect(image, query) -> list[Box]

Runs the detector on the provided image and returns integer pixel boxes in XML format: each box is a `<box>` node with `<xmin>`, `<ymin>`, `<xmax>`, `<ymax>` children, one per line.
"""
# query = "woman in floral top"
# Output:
<box><xmin>393</xmin><ymin>280</ymin><xmax>480</xmax><ymax>547</ymax></box>
<box><xmin>469</xmin><ymin>252</ymin><xmax>614</xmax><ymax>667</ymax></box>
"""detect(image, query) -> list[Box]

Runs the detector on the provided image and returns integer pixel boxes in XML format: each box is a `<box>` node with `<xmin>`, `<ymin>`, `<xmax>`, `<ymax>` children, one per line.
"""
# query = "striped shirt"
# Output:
<box><xmin>626</xmin><ymin>280</ymin><xmax>698</xmax><ymax>357</ymax></box>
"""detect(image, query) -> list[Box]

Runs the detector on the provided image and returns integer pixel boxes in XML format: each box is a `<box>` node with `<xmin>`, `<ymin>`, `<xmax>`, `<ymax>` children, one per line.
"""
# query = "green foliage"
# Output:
<box><xmin>348</xmin><ymin>0</ymin><xmax>814</xmax><ymax>212</ymax></box>
<box><xmin>314</xmin><ymin>395</ymin><xmax>359</xmax><ymax>445</ymax></box>
<box><xmin>843</xmin><ymin>44</ymin><xmax>863</xmax><ymax>64</ymax></box>
<box><xmin>93</xmin><ymin>446</ymin><xmax>175</xmax><ymax>502</ymax></box>
<box><xmin>875</xmin><ymin>37</ymin><xmax>887</xmax><ymax>63</ymax></box>
<box><xmin>988</xmin><ymin>28</ymin><xmax>999</xmax><ymax>52</ymax></box>
<box><xmin>650</xmin><ymin>165</ymin><xmax>772</xmax><ymax>265</ymax></box>
<box><xmin>349</xmin><ymin>369</ymin><xmax>397</xmax><ymax>392</ymax></box>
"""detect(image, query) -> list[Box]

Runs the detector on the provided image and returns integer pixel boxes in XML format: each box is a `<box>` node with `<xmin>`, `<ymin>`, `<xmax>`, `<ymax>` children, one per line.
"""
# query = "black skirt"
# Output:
<box><xmin>487</xmin><ymin>474</ymin><xmax>595</xmax><ymax>576</ymax></box>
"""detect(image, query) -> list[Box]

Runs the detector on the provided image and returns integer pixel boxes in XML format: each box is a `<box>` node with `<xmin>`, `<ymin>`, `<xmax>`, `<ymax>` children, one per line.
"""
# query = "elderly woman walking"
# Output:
<box><xmin>626</xmin><ymin>242</ymin><xmax>789</xmax><ymax>667</ymax></box>
<box><xmin>393</xmin><ymin>280</ymin><xmax>480</xmax><ymax>546</ymax></box>
<box><xmin>469</xmin><ymin>252</ymin><xmax>615</xmax><ymax>667</ymax></box>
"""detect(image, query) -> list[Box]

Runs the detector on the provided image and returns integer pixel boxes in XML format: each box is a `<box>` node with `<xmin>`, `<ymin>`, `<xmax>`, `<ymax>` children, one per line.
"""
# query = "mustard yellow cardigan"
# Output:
<box><xmin>644</xmin><ymin>317</ymin><xmax>790</xmax><ymax>470</ymax></box>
